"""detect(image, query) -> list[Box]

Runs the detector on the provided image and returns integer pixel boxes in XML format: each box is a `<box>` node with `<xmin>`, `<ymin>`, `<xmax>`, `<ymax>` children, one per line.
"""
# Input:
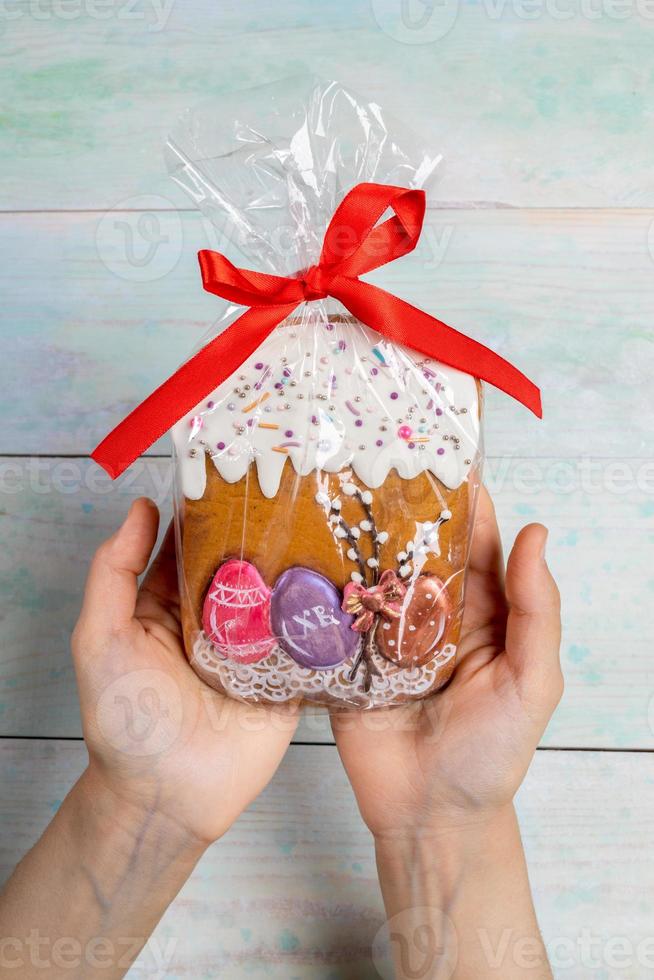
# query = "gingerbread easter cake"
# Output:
<box><xmin>172</xmin><ymin>312</ymin><xmax>482</xmax><ymax>708</ymax></box>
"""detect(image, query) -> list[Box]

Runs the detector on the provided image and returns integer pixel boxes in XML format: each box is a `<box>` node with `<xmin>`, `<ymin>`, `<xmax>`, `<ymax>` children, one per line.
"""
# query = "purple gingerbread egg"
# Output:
<box><xmin>271</xmin><ymin>567</ymin><xmax>359</xmax><ymax>670</ymax></box>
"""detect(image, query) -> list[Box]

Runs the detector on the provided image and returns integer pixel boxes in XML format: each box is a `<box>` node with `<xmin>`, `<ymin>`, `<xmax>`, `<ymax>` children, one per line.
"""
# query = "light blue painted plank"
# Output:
<box><xmin>1</xmin><ymin>2</ymin><xmax>654</xmax><ymax>208</ymax></box>
<box><xmin>0</xmin><ymin>456</ymin><xmax>651</xmax><ymax>747</ymax></box>
<box><xmin>1</xmin><ymin>209</ymin><xmax>653</xmax><ymax>457</ymax></box>
<box><xmin>0</xmin><ymin>741</ymin><xmax>652</xmax><ymax>978</ymax></box>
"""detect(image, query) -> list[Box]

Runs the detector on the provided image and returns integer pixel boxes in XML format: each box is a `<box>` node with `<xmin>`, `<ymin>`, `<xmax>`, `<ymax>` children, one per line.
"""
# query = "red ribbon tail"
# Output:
<box><xmin>331</xmin><ymin>277</ymin><xmax>542</xmax><ymax>418</ymax></box>
<box><xmin>91</xmin><ymin>303</ymin><xmax>298</xmax><ymax>479</ymax></box>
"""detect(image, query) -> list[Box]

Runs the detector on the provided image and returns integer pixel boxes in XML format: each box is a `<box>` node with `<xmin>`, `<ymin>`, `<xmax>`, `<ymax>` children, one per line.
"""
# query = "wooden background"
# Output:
<box><xmin>1</xmin><ymin>1</ymin><xmax>654</xmax><ymax>976</ymax></box>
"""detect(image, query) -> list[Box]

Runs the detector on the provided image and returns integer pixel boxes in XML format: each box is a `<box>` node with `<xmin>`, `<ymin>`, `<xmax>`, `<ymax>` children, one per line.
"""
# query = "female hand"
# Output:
<box><xmin>73</xmin><ymin>497</ymin><xmax>299</xmax><ymax>847</ymax></box>
<box><xmin>330</xmin><ymin>487</ymin><xmax>562</xmax><ymax>979</ymax></box>
<box><xmin>330</xmin><ymin>486</ymin><xmax>562</xmax><ymax>839</ymax></box>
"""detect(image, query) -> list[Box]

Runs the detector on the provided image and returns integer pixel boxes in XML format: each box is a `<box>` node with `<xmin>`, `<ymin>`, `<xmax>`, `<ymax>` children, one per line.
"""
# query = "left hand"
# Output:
<box><xmin>330</xmin><ymin>486</ymin><xmax>563</xmax><ymax>841</ymax></box>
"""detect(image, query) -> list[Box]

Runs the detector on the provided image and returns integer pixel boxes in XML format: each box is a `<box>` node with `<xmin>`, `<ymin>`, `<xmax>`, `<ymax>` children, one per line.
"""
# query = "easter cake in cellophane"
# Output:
<box><xmin>90</xmin><ymin>79</ymin><xmax>541</xmax><ymax>712</ymax></box>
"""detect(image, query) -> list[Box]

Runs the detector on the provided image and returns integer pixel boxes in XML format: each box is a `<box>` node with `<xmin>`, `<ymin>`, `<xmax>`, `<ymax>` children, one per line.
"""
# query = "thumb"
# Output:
<box><xmin>78</xmin><ymin>498</ymin><xmax>160</xmax><ymax>636</ymax></box>
<box><xmin>504</xmin><ymin>524</ymin><xmax>562</xmax><ymax>695</ymax></box>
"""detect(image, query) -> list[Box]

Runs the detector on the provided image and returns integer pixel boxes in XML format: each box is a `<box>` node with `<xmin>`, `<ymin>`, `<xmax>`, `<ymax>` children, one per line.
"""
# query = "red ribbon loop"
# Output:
<box><xmin>92</xmin><ymin>181</ymin><xmax>541</xmax><ymax>479</ymax></box>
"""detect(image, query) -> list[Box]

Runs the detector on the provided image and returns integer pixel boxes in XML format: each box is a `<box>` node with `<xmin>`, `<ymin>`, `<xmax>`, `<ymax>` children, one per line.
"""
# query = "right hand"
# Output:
<box><xmin>72</xmin><ymin>498</ymin><xmax>299</xmax><ymax>847</ymax></box>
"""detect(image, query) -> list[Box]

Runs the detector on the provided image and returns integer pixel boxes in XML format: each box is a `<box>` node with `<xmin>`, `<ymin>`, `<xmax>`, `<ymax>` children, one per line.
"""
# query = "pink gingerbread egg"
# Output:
<box><xmin>202</xmin><ymin>559</ymin><xmax>275</xmax><ymax>664</ymax></box>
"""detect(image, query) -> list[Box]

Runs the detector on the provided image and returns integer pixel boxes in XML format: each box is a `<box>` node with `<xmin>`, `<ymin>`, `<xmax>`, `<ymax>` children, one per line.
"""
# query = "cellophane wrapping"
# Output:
<box><xmin>168</xmin><ymin>78</ymin><xmax>483</xmax><ymax>709</ymax></box>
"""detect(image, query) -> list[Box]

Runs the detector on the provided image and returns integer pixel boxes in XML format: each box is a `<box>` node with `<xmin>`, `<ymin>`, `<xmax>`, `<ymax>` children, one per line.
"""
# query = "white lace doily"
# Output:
<box><xmin>191</xmin><ymin>632</ymin><xmax>456</xmax><ymax>707</ymax></box>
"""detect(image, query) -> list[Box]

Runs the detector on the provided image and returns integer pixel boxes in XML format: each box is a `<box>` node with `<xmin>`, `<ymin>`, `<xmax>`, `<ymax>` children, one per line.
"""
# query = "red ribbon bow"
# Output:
<box><xmin>92</xmin><ymin>182</ymin><xmax>541</xmax><ymax>479</ymax></box>
<box><xmin>342</xmin><ymin>569</ymin><xmax>407</xmax><ymax>634</ymax></box>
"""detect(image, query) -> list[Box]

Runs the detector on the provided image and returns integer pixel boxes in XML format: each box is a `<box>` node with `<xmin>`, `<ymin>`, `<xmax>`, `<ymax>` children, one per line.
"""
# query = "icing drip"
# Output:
<box><xmin>173</xmin><ymin>312</ymin><xmax>480</xmax><ymax>500</ymax></box>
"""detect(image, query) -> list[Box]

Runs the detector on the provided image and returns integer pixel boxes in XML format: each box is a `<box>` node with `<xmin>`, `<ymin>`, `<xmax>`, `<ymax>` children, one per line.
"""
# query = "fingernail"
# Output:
<box><xmin>540</xmin><ymin>529</ymin><xmax>549</xmax><ymax>561</ymax></box>
<box><xmin>128</xmin><ymin>497</ymin><xmax>156</xmax><ymax>516</ymax></box>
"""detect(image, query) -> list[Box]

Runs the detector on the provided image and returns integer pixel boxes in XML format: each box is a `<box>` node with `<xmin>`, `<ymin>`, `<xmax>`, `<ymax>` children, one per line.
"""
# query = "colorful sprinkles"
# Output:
<box><xmin>173</xmin><ymin>320</ymin><xmax>479</xmax><ymax>500</ymax></box>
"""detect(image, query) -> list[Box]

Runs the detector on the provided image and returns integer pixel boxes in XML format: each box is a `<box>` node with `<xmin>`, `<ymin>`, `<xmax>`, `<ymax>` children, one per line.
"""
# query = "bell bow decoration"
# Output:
<box><xmin>92</xmin><ymin>181</ymin><xmax>542</xmax><ymax>479</ymax></box>
<box><xmin>342</xmin><ymin>569</ymin><xmax>407</xmax><ymax>634</ymax></box>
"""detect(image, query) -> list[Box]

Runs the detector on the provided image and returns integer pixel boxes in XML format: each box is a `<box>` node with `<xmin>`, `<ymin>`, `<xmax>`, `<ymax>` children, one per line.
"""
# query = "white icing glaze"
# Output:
<box><xmin>191</xmin><ymin>632</ymin><xmax>456</xmax><ymax>707</ymax></box>
<box><xmin>172</xmin><ymin>310</ymin><xmax>480</xmax><ymax>500</ymax></box>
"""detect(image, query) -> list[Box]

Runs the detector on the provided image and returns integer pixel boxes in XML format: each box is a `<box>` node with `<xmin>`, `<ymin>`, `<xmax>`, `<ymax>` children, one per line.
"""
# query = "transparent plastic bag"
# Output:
<box><xmin>168</xmin><ymin>78</ymin><xmax>483</xmax><ymax>708</ymax></box>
